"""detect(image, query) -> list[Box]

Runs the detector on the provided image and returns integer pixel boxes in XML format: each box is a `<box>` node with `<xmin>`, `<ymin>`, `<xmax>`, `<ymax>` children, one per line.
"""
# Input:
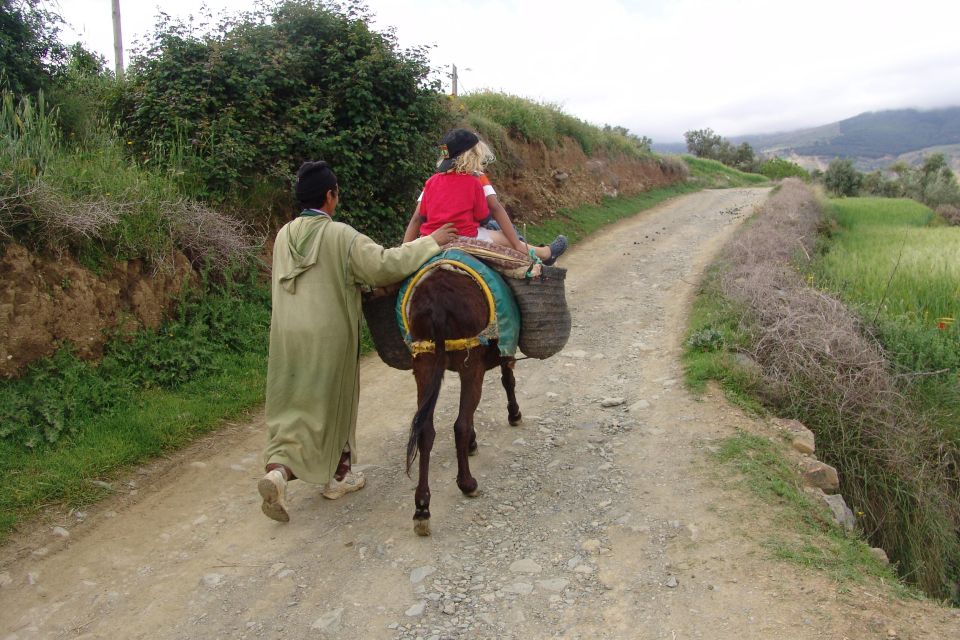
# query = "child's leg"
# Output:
<box><xmin>484</xmin><ymin>229</ymin><xmax>553</xmax><ymax>260</ymax></box>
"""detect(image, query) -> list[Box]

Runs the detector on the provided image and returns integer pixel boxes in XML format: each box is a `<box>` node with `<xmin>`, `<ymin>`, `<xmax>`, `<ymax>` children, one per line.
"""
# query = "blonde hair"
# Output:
<box><xmin>445</xmin><ymin>141</ymin><xmax>495</xmax><ymax>174</ymax></box>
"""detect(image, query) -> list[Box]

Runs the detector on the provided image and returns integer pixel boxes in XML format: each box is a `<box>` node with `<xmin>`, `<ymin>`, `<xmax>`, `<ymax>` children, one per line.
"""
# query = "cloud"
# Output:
<box><xmin>57</xmin><ymin>0</ymin><xmax>960</xmax><ymax>142</ymax></box>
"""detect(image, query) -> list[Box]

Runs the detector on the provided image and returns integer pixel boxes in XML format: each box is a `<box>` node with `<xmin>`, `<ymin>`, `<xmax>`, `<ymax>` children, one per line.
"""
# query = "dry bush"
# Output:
<box><xmin>0</xmin><ymin>178</ymin><xmax>120</xmax><ymax>244</ymax></box>
<box><xmin>657</xmin><ymin>155</ymin><xmax>690</xmax><ymax>180</ymax></box>
<box><xmin>719</xmin><ymin>178</ymin><xmax>960</xmax><ymax>598</ymax></box>
<box><xmin>169</xmin><ymin>200</ymin><xmax>262</xmax><ymax>272</ymax></box>
<box><xmin>936</xmin><ymin>204</ymin><xmax>960</xmax><ymax>226</ymax></box>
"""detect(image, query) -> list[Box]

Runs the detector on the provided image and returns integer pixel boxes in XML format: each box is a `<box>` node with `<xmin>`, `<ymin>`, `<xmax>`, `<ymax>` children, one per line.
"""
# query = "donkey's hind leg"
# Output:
<box><xmin>500</xmin><ymin>358</ymin><xmax>522</xmax><ymax>426</ymax></box>
<box><xmin>454</xmin><ymin>359</ymin><xmax>484</xmax><ymax>496</ymax></box>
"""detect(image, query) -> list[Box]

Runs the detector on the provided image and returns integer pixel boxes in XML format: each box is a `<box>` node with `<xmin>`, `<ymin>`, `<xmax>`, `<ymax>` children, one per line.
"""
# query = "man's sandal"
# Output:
<box><xmin>258</xmin><ymin>469</ymin><xmax>290</xmax><ymax>522</ymax></box>
<box><xmin>322</xmin><ymin>470</ymin><xmax>366</xmax><ymax>500</ymax></box>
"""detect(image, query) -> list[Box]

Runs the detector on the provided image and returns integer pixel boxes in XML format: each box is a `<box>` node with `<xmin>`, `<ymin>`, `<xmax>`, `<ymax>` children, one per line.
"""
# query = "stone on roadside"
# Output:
<box><xmin>509</xmin><ymin>558</ymin><xmax>542</xmax><ymax>574</ymax></box>
<box><xmin>820</xmin><ymin>493</ymin><xmax>856</xmax><ymax>531</ymax></box>
<box><xmin>869</xmin><ymin>547</ymin><xmax>890</xmax><ymax>564</ymax></box>
<box><xmin>537</xmin><ymin>578</ymin><xmax>569</xmax><ymax>592</ymax></box>
<box><xmin>628</xmin><ymin>400</ymin><xmax>651</xmax><ymax>412</ymax></box>
<box><xmin>600</xmin><ymin>397</ymin><xmax>625</xmax><ymax>408</ymax></box>
<box><xmin>311</xmin><ymin>607</ymin><xmax>344</xmax><ymax>631</ymax></box>
<box><xmin>52</xmin><ymin>526</ymin><xmax>69</xmax><ymax>538</ymax></box>
<box><xmin>410</xmin><ymin>565</ymin><xmax>436</xmax><ymax>584</ymax></box>
<box><xmin>801</xmin><ymin>459</ymin><xmax>839</xmax><ymax>493</ymax></box>
<box><xmin>405</xmin><ymin>602</ymin><xmax>426</xmax><ymax>617</ymax></box>
<box><xmin>664</xmin><ymin>575</ymin><xmax>679</xmax><ymax>588</ymax></box>
<box><xmin>778</xmin><ymin>418</ymin><xmax>816</xmax><ymax>454</ymax></box>
<box><xmin>504</xmin><ymin>582</ymin><xmax>534</xmax><ymax>595</ymax></box>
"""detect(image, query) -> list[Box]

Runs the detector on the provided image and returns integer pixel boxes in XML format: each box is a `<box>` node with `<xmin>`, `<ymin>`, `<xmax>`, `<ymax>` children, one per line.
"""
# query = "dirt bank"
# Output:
<box><xmin>2</xmin><ymin>188</ymin><xmax>957</xmax><ymax>639</ymax></box>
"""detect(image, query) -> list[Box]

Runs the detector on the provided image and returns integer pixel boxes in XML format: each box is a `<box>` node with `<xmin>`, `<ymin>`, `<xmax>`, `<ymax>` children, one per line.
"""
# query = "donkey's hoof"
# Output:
<box><xmin>414</xmin><ymin>519</ymin><xmax>431</xmax><ymax>537</ymax></box>
<box><xmin>509</xmin><ymin>414</ymin><xmax>523</xmax><ymax>427</ymax></box>
<box><xmin>466</xmin><ymin>487</ymin><xmax>482</xmax><ymax>498</ymax></box>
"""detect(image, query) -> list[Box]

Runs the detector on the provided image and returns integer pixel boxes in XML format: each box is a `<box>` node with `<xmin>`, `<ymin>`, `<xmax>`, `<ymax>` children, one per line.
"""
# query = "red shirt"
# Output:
<box><xmin>419</xmin><ymin>173</ymin><xmax>489</xmax><ymax>237</ymax></box>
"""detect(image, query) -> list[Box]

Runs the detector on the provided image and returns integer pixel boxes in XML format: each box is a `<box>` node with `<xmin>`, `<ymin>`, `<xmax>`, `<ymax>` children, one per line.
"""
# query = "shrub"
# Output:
<box><xmin>759</xmin><ymin>157</ymin><xmax>809</xmax><ymax>181</ymax></box>
<box><xmin>936</xmin><ymin>204</ymin><xmax>960</xmax><ymax>225</ymax></box>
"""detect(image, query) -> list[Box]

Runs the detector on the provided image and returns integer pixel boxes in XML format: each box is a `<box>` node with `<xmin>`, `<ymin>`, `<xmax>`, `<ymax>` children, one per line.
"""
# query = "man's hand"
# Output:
<box><xmin>429</xmin><ymin>223</ymin><xmax>458</xmax><ymax>246</ymax></box>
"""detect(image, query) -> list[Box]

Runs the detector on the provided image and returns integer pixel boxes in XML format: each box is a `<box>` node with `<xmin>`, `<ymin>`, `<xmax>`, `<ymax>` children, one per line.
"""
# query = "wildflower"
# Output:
<box><xmin>126</xmin><ymin>140</ymin><xmax>133</xmax><ymax>145</ymax></box>
<box><xmin>937</xmin><ymin>317</ymin><xmax>955</xmax><ymax>330</ymax></box>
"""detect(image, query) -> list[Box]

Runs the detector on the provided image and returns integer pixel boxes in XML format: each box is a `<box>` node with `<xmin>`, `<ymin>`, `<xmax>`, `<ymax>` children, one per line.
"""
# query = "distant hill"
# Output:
<box><xmin>732</xmin><ymin>106</ymin><xmax>960</xmax><ymax>172</ymax></box>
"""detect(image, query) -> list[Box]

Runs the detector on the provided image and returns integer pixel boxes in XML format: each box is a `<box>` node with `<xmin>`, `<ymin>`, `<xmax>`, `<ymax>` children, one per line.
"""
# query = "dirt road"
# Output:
<box><xmin>2</xmin><ymin>188</ymin><xmax>958</xmax><ymax>639</ymax></box>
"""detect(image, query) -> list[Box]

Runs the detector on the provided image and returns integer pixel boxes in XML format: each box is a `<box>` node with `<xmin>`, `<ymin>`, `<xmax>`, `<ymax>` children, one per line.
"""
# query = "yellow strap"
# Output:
<box><xmin>410</xmin><ymin>337</ymin><xmax>482</xmax><ymax>355</ymax></box>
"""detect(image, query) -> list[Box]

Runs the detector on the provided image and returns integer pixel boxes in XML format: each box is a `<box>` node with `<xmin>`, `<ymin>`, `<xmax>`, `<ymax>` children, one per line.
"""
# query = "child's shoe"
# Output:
<box><xmin>543</xmin><ymin>235</ymin><xmax>568</xmax><ymax>266</ymax></box>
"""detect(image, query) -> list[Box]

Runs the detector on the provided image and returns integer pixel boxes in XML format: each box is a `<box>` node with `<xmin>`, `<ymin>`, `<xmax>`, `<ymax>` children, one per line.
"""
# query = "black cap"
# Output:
<box><xmin>437</xmin><ymin>129</ymin><xmax>480</xmax><ymax>172</ymax></box>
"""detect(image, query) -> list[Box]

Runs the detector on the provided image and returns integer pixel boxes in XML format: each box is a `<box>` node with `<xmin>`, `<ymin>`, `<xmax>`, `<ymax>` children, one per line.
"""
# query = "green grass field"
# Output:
<box><xmin>816</xmin><ymin>198</ymin><xmax>960</xmax><ymax>326</ymax></box>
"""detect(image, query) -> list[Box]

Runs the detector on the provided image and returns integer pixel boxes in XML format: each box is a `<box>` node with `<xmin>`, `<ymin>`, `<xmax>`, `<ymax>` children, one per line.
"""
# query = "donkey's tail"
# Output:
<box><xmin>405</xmin><ymin>306</ymin><xmax>447</xmax><ymax>475</ymax></box>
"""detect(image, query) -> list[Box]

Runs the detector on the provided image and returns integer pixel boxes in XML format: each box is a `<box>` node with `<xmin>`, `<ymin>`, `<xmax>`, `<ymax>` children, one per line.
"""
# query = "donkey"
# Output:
<box><xmin>404</xmin><ymin>266</ymin><xmax>522</xmax><ymax>536</ymax></box>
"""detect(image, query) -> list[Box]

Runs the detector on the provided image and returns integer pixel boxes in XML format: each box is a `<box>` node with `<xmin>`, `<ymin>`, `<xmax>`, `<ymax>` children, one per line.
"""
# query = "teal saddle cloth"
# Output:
<box><xmin>396</xmin><ymin>249</ymin><xmax>520</xmax><ymax>358</ymax></box>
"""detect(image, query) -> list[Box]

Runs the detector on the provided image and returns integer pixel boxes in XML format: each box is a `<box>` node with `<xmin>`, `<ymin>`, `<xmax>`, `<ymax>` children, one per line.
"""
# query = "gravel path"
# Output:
<box><xmin>2</xmin><ymin>188</ymin><xmax>959</xmax><ymax>639</ymax></box>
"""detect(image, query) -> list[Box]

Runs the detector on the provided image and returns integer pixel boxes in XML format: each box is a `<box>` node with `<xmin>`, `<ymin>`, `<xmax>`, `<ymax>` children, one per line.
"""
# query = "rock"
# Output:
<box><xmin>869</xmin><ymin>547</ymin><xmax>890</xmax><ymax>564</ymax></box>
<box><xmin>791</xmin><ymin>435</ymin><xmax>815</xmax><ymax>455</ymax></box>
<box><xmin>574</xmin><ymin>564</ymin><xmax>595</xmax><ymax>574</ymax></box>
<box><xmin>504</xmin><ymin>582</ymin><xmax>534</xmax><ymax>595</ymax></box>
<box><xmin>664</xmin><ymin>575</ymin><xmax>679</xmax><ymax>588</ymax></box>
<box><xmin>52</xmin><ymin>526</ymin><xmax>69</xmax><ymax>538</ymax></box>
<box><xmin>311</xmin><ymin>607</ymin><xmax>344</xmax><ymax>631</ymax></box>
<box><xmin>801</xmin><ymin>459</ymin><xmax>839</xmax><ymax>493</ymax></box>
<box><xmin>819</xmin><ymin>493</ymin><xmax>856</xmax><ymax>531</ymax></box>
<box><xmin>90</xmin><ymin>480</ymin><xmax>113</xmax><ymax>491</ymax></box>
<box><xmin>537</xmin><ymin>578</ymin><xmax>569</xmax><ymax>592</ymax></box>
<box><xmin>778</xmin><ymin>418</ymin><xmax>816</xmax><ymax>454</ymax></box>
<box><xmin>553</xmin><ymin>171</ymin><xmax>570</xmax><ymax>183</ymax></box>
<box><xmin>600</xmin><ymin>397</ymin><xmax>625</xmax><ymax>408</ymax></box>
<box><xmin>509</xmin><ymin>559</ymin><xmax>542</xmax><ymax>574</ymax></box>
<box><xmin>189</xmin><ymin>461</ymin><xmax>207</xmax><ymax>469</ymax></box>
<box><xmin>628</xmin><ymin>400</ymin><xmax>651</xmax><ymax>412</ymax></box>
<box><xmin>405</xmin><ymin>602</ymin><xmax>426</xmax><ymax>617</ymax></box>
<box><xmin>441</xmin><ymin>600</ymin><xmax>456</xmax><ymax>615</ymax></box>
<box><xmin>410</xmin><ymin>565</ymin><xmax>436</xmax><ymax>584</ymax></box>
<box><xmin>566</xmin><ymin>555</ymin><xmax>582</xmax><ymax>569</ymax></box>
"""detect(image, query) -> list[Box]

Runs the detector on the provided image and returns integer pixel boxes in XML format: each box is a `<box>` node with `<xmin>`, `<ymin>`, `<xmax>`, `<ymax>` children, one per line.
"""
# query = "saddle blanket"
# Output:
<box><xmin>396</xmin><ymin>249</ymin><xmax>520</xmax><ymax>358</ymax></box>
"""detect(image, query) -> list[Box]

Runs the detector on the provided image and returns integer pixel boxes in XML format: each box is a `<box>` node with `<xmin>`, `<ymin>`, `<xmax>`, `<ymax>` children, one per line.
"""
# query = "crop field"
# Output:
<box><xmin>815</xmin><ymin>197</ymin><xmax>959</xmax><ymax>437</ymax></box>
<box><xmin>816</xmin><ymin>198</ymin><xmax>960</xmax><ymax>326</ymax></box>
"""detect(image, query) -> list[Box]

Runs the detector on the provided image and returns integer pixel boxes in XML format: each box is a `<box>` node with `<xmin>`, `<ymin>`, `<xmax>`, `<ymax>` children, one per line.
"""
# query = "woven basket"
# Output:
<box><xmin>361</xmin><ymin>289</ymin><xmax>412</xmax><ymax>370</ymax></box>
<box><xmin>505</xmin><ymin>266</ymin><xmax>571</xmax><ymax>359</ymax></box>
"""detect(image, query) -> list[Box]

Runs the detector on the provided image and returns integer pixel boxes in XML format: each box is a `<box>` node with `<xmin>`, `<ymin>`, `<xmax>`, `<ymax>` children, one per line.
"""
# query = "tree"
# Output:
<box><xmin>0</xmin><ymin>0</ymin><xmax>66</xmax><ymax>95</ymax></box>
<box><xmin>823</xmin><ymin>158</ymin><xmax>862</xmax><ymax>197</ymax></box>
<box><xmin>684</xmin><ymin>128</ymin><xmax>722</xmax><ymax>158</ymax></box>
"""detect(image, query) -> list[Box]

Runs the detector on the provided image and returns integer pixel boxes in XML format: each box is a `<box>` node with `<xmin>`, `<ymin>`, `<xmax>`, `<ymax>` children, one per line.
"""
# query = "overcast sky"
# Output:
<box><xmin>55</xmin><ymin>0</ymin><xmax>960</xmax><ymax>143</ymax></box>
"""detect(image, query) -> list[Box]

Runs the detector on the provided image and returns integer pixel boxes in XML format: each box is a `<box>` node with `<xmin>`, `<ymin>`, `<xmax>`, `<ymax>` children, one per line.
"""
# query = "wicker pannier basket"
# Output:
<box><xmin>361</xmin><ymin>288</ymin><xmax>412</xmax><ymax>370</ymax></box>
<box><xmin>504</xmin><ymin>265</ymin><xmax>571</xmax><ymax>359</ymax></box>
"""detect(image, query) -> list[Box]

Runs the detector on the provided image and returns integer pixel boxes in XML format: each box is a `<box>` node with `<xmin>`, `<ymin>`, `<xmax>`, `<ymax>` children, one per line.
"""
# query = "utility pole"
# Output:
<box><xmin>112</xmin><ymin>0</ymin><xmax>124</xmax><ymax>79</ymax></box>
<box><xmin>451</xmin><ymin>64</ymin><xmax>457</xmax><ymax>97</ymax></box>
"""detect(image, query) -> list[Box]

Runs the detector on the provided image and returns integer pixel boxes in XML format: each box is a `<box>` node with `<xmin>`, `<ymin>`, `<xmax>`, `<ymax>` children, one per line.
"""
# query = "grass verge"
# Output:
<box><xmin>716</xmin><ymin>431</ymin><xmax>912</xmax><ymax>594</ymax></box>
